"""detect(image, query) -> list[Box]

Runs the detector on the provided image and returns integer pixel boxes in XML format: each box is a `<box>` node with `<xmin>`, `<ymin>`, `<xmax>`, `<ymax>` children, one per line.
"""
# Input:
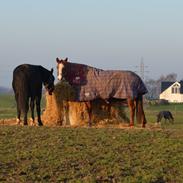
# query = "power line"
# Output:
<box><xmin>135</xmin><ymin>57</ymin><xmax>149</xmax><ymax>81</ymax></box>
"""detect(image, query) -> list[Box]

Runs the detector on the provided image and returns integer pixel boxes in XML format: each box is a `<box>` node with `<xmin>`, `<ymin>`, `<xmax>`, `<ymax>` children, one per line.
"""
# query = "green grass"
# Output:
<box><xmin>0</xmin><ymin>126</ymin><xmax>183</xmax><ymax>182</ymax></box>
<box><xmin>1</xmin><ymin>95</ymin><xmax>183</xmax><ymax>182</ymax></box>
<box><xmin>144</xmin><ymin>103</ymin><xmax>183</xmax><ymax>130</ymax></box>
<box><xmin>0</xmin><ymin>94</ymin><xmax>16</xmax><ymax>119</ymax></box>
<box><xmin>0</xmin><ymin>94</ymin><xmax>45</xmax><ymax>119</ymax></box>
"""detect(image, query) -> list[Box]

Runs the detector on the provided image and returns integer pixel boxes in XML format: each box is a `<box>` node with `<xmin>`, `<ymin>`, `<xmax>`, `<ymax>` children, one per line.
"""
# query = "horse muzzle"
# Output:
<box><xmin>45</xmin><ymin>84</ymin><xmax>54</xmax><ymax>95</ymax></box>
<box><xmin>48</xmin><ymin>87</ymin><xmax>54</xmax><ymax>95</ymax></box>
<box><xmin>57</xmin><ymin>75</ymin><xmax>62</xmax><ymax>81</ymax></box>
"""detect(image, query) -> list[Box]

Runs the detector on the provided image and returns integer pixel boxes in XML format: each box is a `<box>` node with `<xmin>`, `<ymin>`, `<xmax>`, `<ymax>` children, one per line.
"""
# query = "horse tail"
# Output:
<box><xmin>13</xmin><ymin>73</ymin><xmax>29</xmax><ymax>115</ymax></box>
<box><xmin>136</xmin><ymin>95</ymin><xmax>146</xmax><ymax>127</ymax></box>
<box><xmin>18</xmin><ymin>90</ymin><xmax>29</xmax><ymax>114</ymax></box>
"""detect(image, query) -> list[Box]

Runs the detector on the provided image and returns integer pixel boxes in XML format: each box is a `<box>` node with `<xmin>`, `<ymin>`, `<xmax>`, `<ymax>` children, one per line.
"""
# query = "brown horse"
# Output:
<box><xmin>56</xmin><ymin>57</ymin><xmax>147</xmax><ymax>127</ymax></box>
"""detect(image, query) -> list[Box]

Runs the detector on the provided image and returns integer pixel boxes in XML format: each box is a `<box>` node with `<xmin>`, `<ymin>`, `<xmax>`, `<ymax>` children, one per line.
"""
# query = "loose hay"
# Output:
<box><xmin>42</xmin><ymin>81</ymin><xmax>129</xmax><ymax>126</ymax></box>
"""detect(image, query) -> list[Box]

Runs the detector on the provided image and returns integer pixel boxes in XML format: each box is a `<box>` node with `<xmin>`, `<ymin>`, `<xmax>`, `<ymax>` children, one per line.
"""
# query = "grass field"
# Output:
<box><xmin>0</xmin><ymin>94</ymin><xmax>45</xmax><ymax>119</ymax></box>
<box><xmin>1</xmin><ymin>126</ymin><xmax>183</xmax><ymax>182</ymax></box>
<box><xmin>0</xmin><ymin>94</ymin><xmax>16</xmax><ymax>119</ymax></box>
<box><xmin>0</xmin><ymin>94</ymin><xmax>183</xmax><ymax>182</ymax></box>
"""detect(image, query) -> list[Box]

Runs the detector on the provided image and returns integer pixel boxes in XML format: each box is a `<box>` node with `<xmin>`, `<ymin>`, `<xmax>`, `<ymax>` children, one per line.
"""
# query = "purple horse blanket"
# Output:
<box><xmin>63</xmin><ymin>62</ymin><xmax>148</xmax><ymax>101</ymax></box>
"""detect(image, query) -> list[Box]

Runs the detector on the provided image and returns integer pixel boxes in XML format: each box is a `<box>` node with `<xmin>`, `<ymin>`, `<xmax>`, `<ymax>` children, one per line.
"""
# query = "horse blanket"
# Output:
<box><xmin>64</xmin><ymin>63</ymin><xmax>148</xmax><ymax>101</ymax></box>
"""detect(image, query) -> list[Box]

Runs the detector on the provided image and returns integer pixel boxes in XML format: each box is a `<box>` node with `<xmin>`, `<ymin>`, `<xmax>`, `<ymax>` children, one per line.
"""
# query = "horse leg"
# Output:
<box><xmin>169</xmin><ymin>113</ymin><xmax>174</xmax><ymax>123</ymax></box>
<box><xmin>127</xmin><ymin>98</ymin><xmax>135</xmax><ymax>127</ymax></box>
<box><xmin>171</xmin><ymin>116</ymin><xmax>174</xmax><ymax>123</ymax></box>
<box><xmin>15</xmin><ymin>93</ymin><xmax>21</xmax><ymax>125</ymax></box>
<box><xmin>107</xmin><ymin>103</ymin><xmax>112</xmax><ymax>119</ymax></box>
<box><xmin>36</xmin><ymin>97</ymin><xmax>43</xmax><ymax>126</ymax></box>
<box><xmin>159</xmin><ymin>116</ymin><xmax>162</xmax><ymax>123</ymax></box>
<box><xmin>135</xmin><ymin>98</ymin><xmax>140</xmax><ymax>124</ymax></box>
<box><xmin>30</xmin><ymin>98</ymin><xmax>35</xmax><ymax>126</ymax></box>
<box><xmin>16</xmin><ymin>109</ymin><xmax>21</xmax><ymax>125</ymax></box>
<box><xmin>136</xmin><ymin>96</ymin><xmax>147</xmax><ymax>128</ymax></box>
<box><xmin>23</xmin><ymin>98</ymin><xmax>29</xmax><ymax>125</ymax></box>
<box><xmin>85</xmin><ymin>101</ymin><xmax>92</xmax><ymax>127</ymax></box>
<box><xmin>165</xmin><ymin>117</ymin><xmax>167</xmax><ymax>123</ymax></box>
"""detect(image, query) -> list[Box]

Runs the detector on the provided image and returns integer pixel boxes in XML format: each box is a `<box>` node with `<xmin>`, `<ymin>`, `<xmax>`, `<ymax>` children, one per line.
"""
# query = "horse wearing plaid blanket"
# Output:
<box><xmin>56</xmin><ymin>57</ymin><xmax>148</xmax><ymax>127</ymax></box>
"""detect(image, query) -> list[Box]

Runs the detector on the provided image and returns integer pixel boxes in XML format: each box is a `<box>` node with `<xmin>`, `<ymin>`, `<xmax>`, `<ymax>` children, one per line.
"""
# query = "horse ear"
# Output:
<box><xmin>51</xmin><ymin>68</ymin><xmax>54</xmax><ymax>74</ymax></box>
<box><xmin>65</xmin><ymin>57</ymin><xmax>68</xmax><ymax>62</ymax></box>
<box><xmin>56</xmin><ymin>58</ymin><xmax>60</xmax><ymax>63</ymax></box>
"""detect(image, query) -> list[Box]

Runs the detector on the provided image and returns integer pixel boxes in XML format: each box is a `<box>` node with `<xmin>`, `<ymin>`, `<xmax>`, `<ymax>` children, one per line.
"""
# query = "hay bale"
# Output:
<box><xmin>42</xmin><ymin>81</ymin><xmax>129</xmax><ymax>126</ymax></box>
<box><xmin>42</xmin><ymin>92</ymin><xmax>59</xmax><ymax>126</ymax></box>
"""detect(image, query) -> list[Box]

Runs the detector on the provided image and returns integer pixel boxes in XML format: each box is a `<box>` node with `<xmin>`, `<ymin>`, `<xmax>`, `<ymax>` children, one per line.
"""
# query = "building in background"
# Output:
<box><xmin>160</xmin><ymin>81</ymin><xmax>183</xmax><ymax>103</ymax></box>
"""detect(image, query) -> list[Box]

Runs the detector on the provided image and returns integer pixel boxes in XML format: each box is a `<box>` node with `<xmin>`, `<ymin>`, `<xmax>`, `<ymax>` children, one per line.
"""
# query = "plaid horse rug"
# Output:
<box><xmin>63</xmin><ymin>63</ymin><xmax>148</xmax><ymax>101</ymax></box>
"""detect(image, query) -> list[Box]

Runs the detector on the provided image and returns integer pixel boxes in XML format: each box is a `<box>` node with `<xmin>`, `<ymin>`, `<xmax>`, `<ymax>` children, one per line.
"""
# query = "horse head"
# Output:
<box><xmin>56</xmin><ymin>57</ymin><xmax>68</xmax><ymax>80</ymax></box>
<box><xmin>44</xmin><ymin>68</ymin><xmax>55</xmax><ymax>95</ymax></box>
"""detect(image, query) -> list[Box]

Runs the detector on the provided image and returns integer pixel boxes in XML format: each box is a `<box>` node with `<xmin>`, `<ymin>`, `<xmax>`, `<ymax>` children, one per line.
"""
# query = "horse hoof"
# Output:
<box><xmin>38</xmin><ymin>122</ymin><xmax>43</xmax><ymax>126</ymax></box>
<box><xmin>129</xmin><ymin>124</ymin><xmax>134</xmax><ymax>128</ymax></box>
<box><xmin>88</xmin><ymin>121</ymin><xmax>92</xmax><ymax>127</ymax></box>
<box><xmin>142</xmin><ymin>124</ymin><xmax>146</xmax><ymax>128</ymax></box>
<box><xmin>30</xmin><ymin>118</ymin><xmax>36</xmax><ymax>126</ymax></box>
<box><xmin>16</xmin><ymin>118</ymin><xmax>21</xmax><ymax>125</ymax></box>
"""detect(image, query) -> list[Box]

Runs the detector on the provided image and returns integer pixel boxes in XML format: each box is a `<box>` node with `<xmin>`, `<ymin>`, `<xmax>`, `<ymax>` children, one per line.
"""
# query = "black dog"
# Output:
<box><xmin>157</xmin><ymin>111</ymin><xmax>174</xmax><ymax>123</ymax></box>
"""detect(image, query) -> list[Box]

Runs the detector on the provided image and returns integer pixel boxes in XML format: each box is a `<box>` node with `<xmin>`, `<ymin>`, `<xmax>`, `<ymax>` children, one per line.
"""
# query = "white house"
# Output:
<box><xmin>159</xmin><ymin>81</ymin><xmax>183</xmax><ymax>103</ymax></box>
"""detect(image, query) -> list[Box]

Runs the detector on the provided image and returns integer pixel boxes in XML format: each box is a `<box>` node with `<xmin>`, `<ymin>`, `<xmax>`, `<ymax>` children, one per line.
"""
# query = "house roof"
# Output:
<box><xmin>161</xmin><ymin>81</ymin><xmax>174</xmax><ymax>93</ymax></box>
<box><xmin>179</xmin><ymin>80</ymin><xmax>183</xmax><ymax>93</ymax></box>
<box><xmin>161</xmin><ymin>81</ymin><xmax>183</xmax><ymax>93</ymax></box>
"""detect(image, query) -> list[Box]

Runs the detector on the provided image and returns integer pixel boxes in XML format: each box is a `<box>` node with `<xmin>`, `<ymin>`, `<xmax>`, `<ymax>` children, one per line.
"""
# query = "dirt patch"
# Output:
<box><xmin>0</xmin><ymin>118</ymin><xmax>43</xmax><ymax>126</ymax></box>
<box><xmin>0</xmin><ymin>118</ymin><xmax>162</xmax><ymax>132</ymax></box>
<box><xmin>0</xmin><ymin>118</ymin><xmax>17</xmax><ymax>126</ymax></box>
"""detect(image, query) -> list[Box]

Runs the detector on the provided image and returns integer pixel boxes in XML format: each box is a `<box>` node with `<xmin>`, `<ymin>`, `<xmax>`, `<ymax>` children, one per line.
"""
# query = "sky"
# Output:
<box><xmin>0</xmin><ymin>0</ymin><xmax>183</xmax><ymax>87</ymax></box>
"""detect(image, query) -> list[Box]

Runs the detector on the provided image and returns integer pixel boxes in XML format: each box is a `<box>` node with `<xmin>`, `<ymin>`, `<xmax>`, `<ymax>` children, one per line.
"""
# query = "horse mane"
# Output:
<box><xmin>65</xmin><ymin>61</ymin><xmax>103</xmax><ymax>71</ymax></box>
<box><xmin>39</xmin><ymin>66</ymin><xmax>51</xmax><ymax>83</ymax></box>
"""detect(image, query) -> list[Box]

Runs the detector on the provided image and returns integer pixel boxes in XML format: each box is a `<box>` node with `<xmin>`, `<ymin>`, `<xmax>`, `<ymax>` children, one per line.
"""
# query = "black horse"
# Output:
<box><xmin>157</xmin><ymin>111</ymin><xmax>174</xmax><ymax>123</ymax></box>
<box><xmin>12</xmin><ymin>64</ymin><xmax>55</xmax><ymax>126</ymax></box>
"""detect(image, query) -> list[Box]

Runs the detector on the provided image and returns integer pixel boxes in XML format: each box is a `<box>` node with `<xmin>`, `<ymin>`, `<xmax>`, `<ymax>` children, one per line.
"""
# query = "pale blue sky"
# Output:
<box><xmin>0</xmin><ymin>0</ymin><xmax>183</xmax><ymax>87</ymax></box>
